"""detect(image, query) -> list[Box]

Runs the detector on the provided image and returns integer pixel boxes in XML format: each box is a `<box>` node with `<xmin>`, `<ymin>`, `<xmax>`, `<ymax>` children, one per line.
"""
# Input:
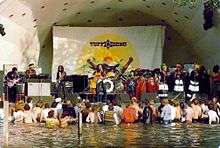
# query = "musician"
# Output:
<box><xmin>87</xmin><ymin>57</ymin><xmax>133</xmax><ymax>102</ymax></box>
<box><xmin>87</xmin><ymin>58</ymin><xmax>116</xmax><ymax>102</ymax></box>
<box><xmin>6</xmin><ymin>67</ymin><xmax>19</xmax><ymax>103</ymax></box>
<box><xmin>95</xmin><ymin>64</ymin><xmax>106</xmax><ymax>79</ymax></box>
<box><xmin>187</xmin><ymin>64</ymin><xmax>200</xmax><ymax>98</ymax></box>
<box><xmin>168</xmin><ymin>63</ymin><xmax>188</xmax><ymax>93</ymax></box>
<box><xmin>136</xmin><ymin>75</ymin><xmax>147</xmax><ymax>101</ymax></box>
<box><xmin>25</xmin><ymin>63</ymin><xmax>37</xmax><ymax>78</ymax></box>
<box><xmin>146</xmin><ymin>75</ymin><xmax>159</xmax><ymax>93</ymax></box>
<box><xmin>158</xmin><ymin>63</ymin><xmax>169</xmax><ymax>98</ymax></box>
<box><xmin>160</xmin><ymin>63</ymin><xmax>168</xmax><ymax>83</ymax></box>
<box><xmin>56</xmin><ymin>65</ymin><xmax>66</xmax><ymax>99</ymax></box>
<box><xmin>198</xmin><ymin>65</ymin><xmax>210</xmax><ymax>95</ymax></box>
<box><xmin>127</xmin><ymin>71</ymin><xmax>137</xmax><ymax>98</ymax></box>
<box><xmin>95</xmin><ymin>64</ymin><xmax>107</xmax><ymax>102</ymax></box>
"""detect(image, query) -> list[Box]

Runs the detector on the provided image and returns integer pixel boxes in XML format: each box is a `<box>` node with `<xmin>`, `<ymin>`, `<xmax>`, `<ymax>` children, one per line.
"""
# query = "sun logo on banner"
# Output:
<box><xmin>75</xmin><ymin>33</ymin><xmax>140</xmax><ymax>74</ymax></box>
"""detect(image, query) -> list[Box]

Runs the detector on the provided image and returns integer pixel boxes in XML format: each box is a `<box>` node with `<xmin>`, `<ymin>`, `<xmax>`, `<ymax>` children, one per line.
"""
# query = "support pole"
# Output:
<box><xmin>78</xmin><ymin>112</ymin><xmax>82</xmax><ymax>139</ymax></box>
<box><xmin>3</xmin><ymin>64</ymin><xmax>9</xmax><ymax>147</ymax></box>
<box><xmin>3</xmin><ymin>95</ymin><xmax>9</xmax><ymax>147</ymax></box>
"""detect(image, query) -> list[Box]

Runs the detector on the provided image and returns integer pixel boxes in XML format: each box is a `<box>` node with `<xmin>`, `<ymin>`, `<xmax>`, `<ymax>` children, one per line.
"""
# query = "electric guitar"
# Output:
<box><xmin>57</xmin><ymin>72</ymin><xmax>66</xmax><ymax>83</ymax></box>
<box><xmin>7</xmin><ymin>78</ymin><xmax>20</xmax><ymax>88</ymax></box>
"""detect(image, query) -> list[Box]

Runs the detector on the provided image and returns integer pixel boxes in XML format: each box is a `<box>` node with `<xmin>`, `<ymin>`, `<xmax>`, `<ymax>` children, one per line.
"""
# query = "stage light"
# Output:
<box><xmin>203</xmin><ymin>0</ymin><xmax>214</xmax><ymax>30</ymax></box>
<box><xmin>0</xmin><ymin>24</ymin><xmax>6</xmax><ymax>36</ymax></box>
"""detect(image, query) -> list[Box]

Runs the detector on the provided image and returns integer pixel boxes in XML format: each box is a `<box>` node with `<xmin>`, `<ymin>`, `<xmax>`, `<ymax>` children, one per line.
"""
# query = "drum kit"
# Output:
<box><xmin>88</xmin><ymin>57</ymin><xmax>134</xmax><ymax>94</ymax></box>
<box><xmin>89</xmin><ymin>74</ymin><xmax>125</xmax><ymax>94</ymax></box>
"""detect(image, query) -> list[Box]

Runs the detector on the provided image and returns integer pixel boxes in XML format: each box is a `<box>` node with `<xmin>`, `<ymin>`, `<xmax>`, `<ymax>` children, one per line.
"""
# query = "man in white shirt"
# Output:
<box><xmin>170</xmin><ymin>104</ymin><xmax>176</xmax><ymax>121</ymax></box>
<box><xmin>207</xmin><ymin>105</ymin><xmax>219</xmax><ymax>125</ymax></box>
<box><xmin>161</xmin><ymin>99</ymin><xmax>172</xmax><ymax>124</ymax></box>
<box><xmin>55</xmin><ymin>98</ymin><xmax>63</xmax><ymax>119</ymax></box>
<box><xmin>105</xmin><ymin>104</ymin><xmax>121</xmax><ymax>125</ymax></box>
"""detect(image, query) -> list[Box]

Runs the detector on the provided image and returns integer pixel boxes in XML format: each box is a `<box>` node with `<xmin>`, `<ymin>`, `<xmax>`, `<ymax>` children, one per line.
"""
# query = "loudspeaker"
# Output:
<box><xmin>72</xmin><ymin>75</ymin><xmax>88</xmax><ymax>93</ymax></box>
<box><xmin>27</xmin><ymin>82</ymin><xmax>50</xmax><ymax>96</ymax></box>
<box><xmin>203</xmin><ymin>1</ymin><xmax>214</xmax><ymax>30</ymax></box>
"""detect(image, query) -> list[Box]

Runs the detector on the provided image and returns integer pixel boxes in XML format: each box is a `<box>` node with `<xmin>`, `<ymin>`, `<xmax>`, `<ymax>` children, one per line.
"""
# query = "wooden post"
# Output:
<box><xmin>78</xmin><ymin>112</ymin><xmax>82</xmax><ymax>138</ymax></box>
<box><xmin>3</xmin><ymin>93</ymin><xmax>9</xmax><ymax>147</ymax></box>
<box><xmin>2</xmin><ymin>64</ymin><xmax>9</xmax><ymax>147</ymax></box>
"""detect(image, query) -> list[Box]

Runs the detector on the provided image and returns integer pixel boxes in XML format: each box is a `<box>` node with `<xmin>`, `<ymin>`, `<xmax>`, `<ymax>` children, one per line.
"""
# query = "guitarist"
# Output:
<box><xmin>56</xmin><ymin>65</ymin><xmax>66</xmax><ymax>99</ymax></box>
<box><xmin>6</xmin><ymin>67</ymin><xmax>19</xmax><ymax>103</ymax></box>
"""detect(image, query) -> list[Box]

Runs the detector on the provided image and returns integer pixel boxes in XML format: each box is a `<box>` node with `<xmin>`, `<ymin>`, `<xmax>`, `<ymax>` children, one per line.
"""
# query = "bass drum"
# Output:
<box><xmin>102</xmin><ymin>78</ymin><xmax>114</xmax><ymax>93</ymax></box>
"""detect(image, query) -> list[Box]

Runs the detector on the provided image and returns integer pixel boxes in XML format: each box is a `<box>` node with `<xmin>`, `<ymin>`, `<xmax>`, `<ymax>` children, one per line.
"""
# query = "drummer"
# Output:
<box><xmin>95</xmin><ymin>64</ymin><xmax>106</xmax><ymax>80</ymax></box>
<box><xmin>25</xmin><ymin>63</ymin><xmax>37</xmax><ymax>78</ymax></box>
<box><xmin>95</xmin><ymin>64</ymin><xmax>108</xmax><ymax>102</ymax></box>
<box><xmin>89</xmin><ymin>64</ymin><xmax>106</xmax><ymax>93</ymax></box>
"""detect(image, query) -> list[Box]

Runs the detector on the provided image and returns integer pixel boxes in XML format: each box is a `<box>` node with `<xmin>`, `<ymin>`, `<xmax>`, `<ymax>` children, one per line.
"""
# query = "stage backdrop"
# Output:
<box><xmin>52</xmin><ymin>26</ymin><xmax>165</xmax><ymax>81</ymax></box>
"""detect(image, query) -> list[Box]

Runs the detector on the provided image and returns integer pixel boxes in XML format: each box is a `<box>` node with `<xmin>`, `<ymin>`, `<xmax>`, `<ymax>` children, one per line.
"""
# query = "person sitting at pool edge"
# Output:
<box><xmin>160</xmin><ymin>99</ymin><xmax>172</xmax><ymax>125</ymax></box>
<box><xmin>122</xmin><ymin>103</ymin><xmax>138</xmax><ymax>124</ymax></box>
<box><xmin>104</xmin><ymin>104</ymin><xmax>121</xmax><ymax>125</ymax></box>
<box><xmin>45</xmin><ymin>110</ymin><xmax>59</xmax><ymax>128</ymax></box>
<box><xmin>207</xmin><ymin>104</ymin><xmax>219</xmax><ymax>125</ymax></box>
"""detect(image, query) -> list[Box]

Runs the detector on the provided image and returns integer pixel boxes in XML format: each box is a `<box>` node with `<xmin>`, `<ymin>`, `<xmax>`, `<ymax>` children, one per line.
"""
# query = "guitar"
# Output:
<box><xmin>7</xmin><ymin>78</ymin><xmax>20</xmax><ymax>88</ymax></box>
<box><xmin>57</xmin><ymin>72</ymin><xmax>66</xmax><ymax>83</ymax></box>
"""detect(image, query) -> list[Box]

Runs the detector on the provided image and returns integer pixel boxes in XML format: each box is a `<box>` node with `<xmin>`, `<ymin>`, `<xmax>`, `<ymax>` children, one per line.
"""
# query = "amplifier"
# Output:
<box><xmin>27</xmin><ymin>82</ymin><xmax>50</xmax><ymax>96</ymax></box>
<box><xmin>65</xmin><ymin>75</ymin><xmax>88</xmax><ymax>93</ymax></box>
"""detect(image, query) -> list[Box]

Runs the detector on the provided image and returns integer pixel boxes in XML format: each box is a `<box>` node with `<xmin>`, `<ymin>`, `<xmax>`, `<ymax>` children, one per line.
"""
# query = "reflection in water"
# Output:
<box><xmin>0</xmin><ymin>123</ymin><xmax>220</xmax><ymax>147</ymax></box>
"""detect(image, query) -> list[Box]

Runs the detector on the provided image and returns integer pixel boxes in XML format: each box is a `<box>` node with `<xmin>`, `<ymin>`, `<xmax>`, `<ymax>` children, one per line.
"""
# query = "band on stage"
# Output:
<box><xmin>4</xmin><ymin>59</ymin><xmax>220</xmax><ymax>103</ymax></box>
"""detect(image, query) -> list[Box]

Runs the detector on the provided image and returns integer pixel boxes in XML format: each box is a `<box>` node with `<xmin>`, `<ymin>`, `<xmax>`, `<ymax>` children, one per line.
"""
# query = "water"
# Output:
<box><xmin>0</xmin><ymin>123</ymin><xmax>220</xmax><ymax>147</ymax></box>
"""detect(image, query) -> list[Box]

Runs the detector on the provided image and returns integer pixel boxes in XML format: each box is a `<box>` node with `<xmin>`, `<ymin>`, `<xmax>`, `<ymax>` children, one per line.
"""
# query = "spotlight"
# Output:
<box><xmin>0</xmin><ymin>24</ymin><xmax>6</xmax><ymax>36</ymax></box>
<box><xmin>203</xmin><ymin>1</ymin><xmax>214</xmax><ymax>30</ymax></box>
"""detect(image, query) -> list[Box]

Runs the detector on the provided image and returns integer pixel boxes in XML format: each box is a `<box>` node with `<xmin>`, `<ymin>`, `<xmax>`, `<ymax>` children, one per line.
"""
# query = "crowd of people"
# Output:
<box><xmin>86</xmin><ymin>61</ymin><xmax>220</xmax><ymax>102</ymax></box>
<box><xmin>80</xmin><ymin>96</ymin><xmax>220</xmax><ymax>125</ymax></box>
<box><xmin>2</xmin><ymin>97</ymin><xmax>78</xmax><ymax>128</ymax></box>
<box><xmin>1</xmin><ymin>63</ymin><xmax>219</xmax><ymax>128</ymax></box>
<box><xmin>1</xmin><ymin>93</ymin><xmax>219</xmax><ymax>128</ymax></box>
<box><xmin>4</xmin><ymin>57</ymin><xmax>220</xmax><ymax>105</ymax></box>
<box><xmin>125</xmin><ymin>63</ymin><xmax>220</xmax><ymax>101</ymax></box>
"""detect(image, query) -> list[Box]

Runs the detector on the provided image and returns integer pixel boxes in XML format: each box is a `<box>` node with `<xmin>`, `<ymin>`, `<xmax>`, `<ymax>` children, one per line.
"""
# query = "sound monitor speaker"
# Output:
<box><xmin>72</xmin><ymin>75</ymin><xmax>88</xmax><ymax>93</ymax></box>
<box><xmin>27</xmin><ymin>83</ymin><xmax>50</xmax><ymax>96</ymax></box>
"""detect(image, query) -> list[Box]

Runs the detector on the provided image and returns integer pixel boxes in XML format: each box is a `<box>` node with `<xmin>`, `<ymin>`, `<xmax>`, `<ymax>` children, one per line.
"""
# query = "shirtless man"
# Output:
<box><xmin>191</xmin><ymin>99</ymin><xmax>202</xmax><ymax>122</ymax></box>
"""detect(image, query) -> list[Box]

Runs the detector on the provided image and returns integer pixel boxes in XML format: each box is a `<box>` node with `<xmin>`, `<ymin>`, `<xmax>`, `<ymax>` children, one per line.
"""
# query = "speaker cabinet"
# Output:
<box><xmin>66</xmin><ymin>75</ymin><xmax>88</xmax><ymax>93</ymax></box>
<box><xmin>27</xmin><ymin>82</ymin><xmax>50</xmax><ymax>96</ymax></box>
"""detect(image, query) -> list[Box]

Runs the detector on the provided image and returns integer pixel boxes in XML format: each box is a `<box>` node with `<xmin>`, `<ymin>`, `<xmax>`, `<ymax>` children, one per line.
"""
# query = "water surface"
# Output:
<box><xmin>0</xmin><ymin>122</ymin><xmax>220</xmax><ymax>147</ymax></box>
